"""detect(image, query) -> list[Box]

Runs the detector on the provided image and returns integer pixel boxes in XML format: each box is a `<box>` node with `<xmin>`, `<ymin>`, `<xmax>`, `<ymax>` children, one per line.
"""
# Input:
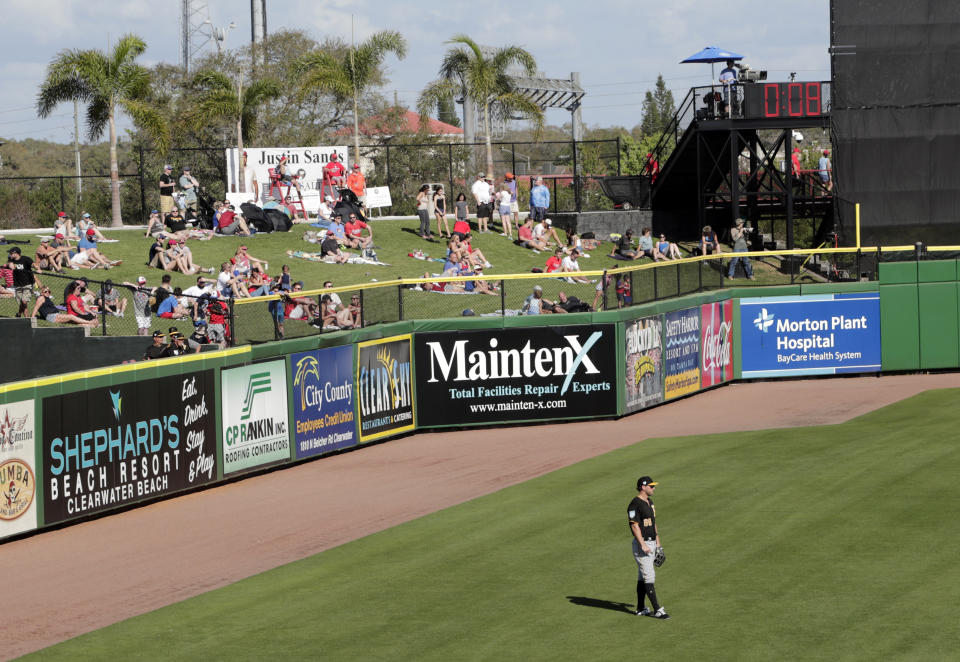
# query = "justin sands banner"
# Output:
<box><xmin>414</xmin><ymin>325</ymin><xmax>617</xmax><ymax>426</ymax></box>
<box><xmin>42</xmin><ymin>372</ymin><xmax>217</xmax><ymax>525</ymax></box>
<box><xmin>221</xmin><ymin>361</ymin><xmax>291</xmax><ymax>474</ymax></box>
<box><xmin>225</xmin><ymin>146</ymin><xmax>348</xmax><ymax>212</ymax></box>
<box><xmin>624</xmin><ymin>316</ymin><xmax>664</xmax><ymax>413</ymax></box>
<box><xmin>0</xmin><ymin>399</ymin><xmax>38</xmax><ymax>538</ymax></box>
<box><xmin>664</xmin><ymin>307</ymin><xmax>701</xmax><ymax>400</ymax></box>
<box><xmin>701</xmin><ymin>301</ymin><xmax>734</xmax><ymax>388</ymax></box>
<box><xmin>356</xmin><ymin>335</ymin><xmax>415</xmax><ymax>442</ymax></box>
<box><xmin>290</xmin><ymin>346</ymin><xmax>357</xmax><ymax>458</ymax></box>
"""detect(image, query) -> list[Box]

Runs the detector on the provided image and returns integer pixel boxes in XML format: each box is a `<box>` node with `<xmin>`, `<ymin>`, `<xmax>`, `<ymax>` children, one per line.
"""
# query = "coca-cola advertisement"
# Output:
<box><xmin>701</xmin><ymin>301</ymin><xmax>734</xmax><ymax>387</ymax></box>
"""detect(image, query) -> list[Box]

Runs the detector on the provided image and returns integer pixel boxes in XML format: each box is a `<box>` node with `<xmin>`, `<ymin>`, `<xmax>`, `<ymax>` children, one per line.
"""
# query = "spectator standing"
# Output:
<box><xmin>454</xmin><ymin>192</ymin><xmax>469</xmax><ymax>228</ymax></box>
<box><xmin>416</xmin><ymin>185</ymin><xmax>433</xmax><ymax>240</ymax></box>
<box><xmin>7</xmin><ymin>247</ymin><xmax>38</xmax><ymax>318</ymax></box>
<box><xmin>719</xmin><ymin>60</ymin><xmax>738</xmax><ymax>115</ymax></box>
<box><xmin>818</xmin><ymin>149</ymin><xmax>832</xmax><ymax>192</ymax></box>
<box><xmin>159</xmin><ymin>165</ymin><xmax>176</xmax><ymax>218</ymax></box>
<box><xmin>505</xmin><ymin>172</ymin><xmax>521</xmax><ymax>230</ymax></box>
<box><xmin>529</xmin><ymin>177</ymin><xmax>550</xmax><ymax>223</ymax></box>
<box><xmin>347</xmin><ymin>163</ymin><xmax>367</xmax><ymax>213</ymax></box>
<box><xmin>726</xmin><ymin>218</ymin><xmax>755</xmax><ymax>280</ymax></box>
<box><xmin>124</xmin><ymin>276</ymin><xmax>153</xmax><ymax>336</ymax></box>
<box><xmin>471</xmin><ymin>173</ymin><xmax>493</xmax><ymax>234</ymax></box>
<box><xmin>497</xmin><ymin>184</ymin><xmax>513</xmax><ymax>239</ymax></box>
<box><xmin>179</xmin><ymin>166</ymin><xmax>200</xmax><ymax>216</ymax></box>
<box><xmin>433</xmin><ymin>186</ymin><xmax>450</xmax><ymax>239</ymax></box>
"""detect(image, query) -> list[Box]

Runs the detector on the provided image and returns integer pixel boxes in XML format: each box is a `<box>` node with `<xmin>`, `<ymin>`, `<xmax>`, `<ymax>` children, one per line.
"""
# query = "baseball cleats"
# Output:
<box><xmin>652</xmin><ymin>607</ymin><xmax>670</xmax><ymax>619</ymax></box>
<box><xmin>635</xmin><ymin>607</ymin><xmax>651</xmax><ymax>616</ymax></box>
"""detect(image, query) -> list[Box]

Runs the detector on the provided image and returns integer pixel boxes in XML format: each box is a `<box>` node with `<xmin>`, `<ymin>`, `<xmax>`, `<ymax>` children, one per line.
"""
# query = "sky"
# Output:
<box><xmin>0</xmin><ymin>0</ymin><xmax>830</xmax><ymax>145</ymax></box>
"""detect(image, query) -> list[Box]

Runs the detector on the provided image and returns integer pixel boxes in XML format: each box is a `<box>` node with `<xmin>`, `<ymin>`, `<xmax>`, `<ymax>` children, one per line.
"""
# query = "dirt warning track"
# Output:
<box><xmin>2</xmin><ymin>373</ymin><xmax>957</xmax><ymax>659</ymax></box>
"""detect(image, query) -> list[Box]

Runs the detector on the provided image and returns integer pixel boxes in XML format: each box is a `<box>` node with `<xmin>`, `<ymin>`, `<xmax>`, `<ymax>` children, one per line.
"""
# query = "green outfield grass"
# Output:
<box><xmin>31</xmin><ymin>388</ymin><xmax>958</xmax><ymax>661</ymax></box>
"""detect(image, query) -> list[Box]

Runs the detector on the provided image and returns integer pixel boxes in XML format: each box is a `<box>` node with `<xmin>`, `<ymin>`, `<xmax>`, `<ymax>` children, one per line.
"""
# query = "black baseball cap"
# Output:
<box><xmin>152</xmin><ymin>331</ymin><xmax>165</xmax><ymax>338</ymax></box>
<box><xmin>637</xmin><ymin>476</ymin><xmax>658</xmax><ymax>489</ymax></box>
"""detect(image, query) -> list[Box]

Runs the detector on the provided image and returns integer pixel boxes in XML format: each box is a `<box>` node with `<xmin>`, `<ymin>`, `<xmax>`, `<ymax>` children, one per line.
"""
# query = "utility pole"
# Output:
<box><xmin>73</xmin><ymin>99</ymin><xmax>82</xmax><ymax>209</ymax></box>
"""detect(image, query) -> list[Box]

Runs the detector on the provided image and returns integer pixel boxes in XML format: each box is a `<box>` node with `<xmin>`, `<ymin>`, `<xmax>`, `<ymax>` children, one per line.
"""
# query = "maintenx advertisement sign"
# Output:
<box><xmin>290</xmin><ymin>346</ymin><xmax>357</xmax><ymax>458</ymax></box>
<box><xmin>624</xmin><ymin>316</ymin><xmax>664</xmax><ymax>413</ymax></box>
<box><xmin>664</xmin><ymin>307</ymin><xmax>701</xmax><ymax>400</ymax></box>
<box><xmin>1</xmin><ymin>399</ymin><xmax>38</xmax><ymax>538</ymax></box>
<box><xmin>356</xmin><ymin>335</ymin><xmax>415</xmax><ymax>442</ymax></box>
<box><xmin>414</xmin><ymin>325</ymin><xmax>617</xmax><ymax>426</ymax></box>
<box><xmin>740</xmin><ymin>293</ymin><xmax>881</xmax><ymax>378</ymax></box>
<box><xmin>221</xmin><ymin>361</ymin><xmax>291</xmax><ymax>474</ymax></box>
<box><xmin>42</xmin><ymin>372</ymin><xmax>217</xmax><ymax>525</ymax></box>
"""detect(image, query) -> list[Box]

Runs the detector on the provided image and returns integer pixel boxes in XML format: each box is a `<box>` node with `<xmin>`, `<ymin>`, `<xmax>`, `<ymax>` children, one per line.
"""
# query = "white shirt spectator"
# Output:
<box><xmin>561</xmin><ymin>255</ymin><xmax>580</xmax><ymax>272</ymax></box>
<box><xmin>471</xmin><ymin>179</ymin><xmax>492</xmax><ymax>204</ymax></box>
<box><xmin>533</xmin><ymin>222</ymin><xmax>548</xmax><ymax>240</ymax></box>
<box><xmin>183</xmin><ymin>283</ymin><xmax>215</xmax><ymax>298</ymax></box>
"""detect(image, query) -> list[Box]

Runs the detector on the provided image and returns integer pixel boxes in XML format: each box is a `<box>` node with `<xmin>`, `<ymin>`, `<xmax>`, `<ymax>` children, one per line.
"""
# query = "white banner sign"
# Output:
<box><xmin>225</xmin><ymin>146</ymin><xmax>349</xmax><ymax>213</ymax></box>
<box><xmin>365</xmin><ymin>186</ymin><xmax>393</xmax><ymax>209</ymax></box>
<box><xmin>0</xmin><ymin>399</ymin><xmax>37</xmax><ymax>539</ymax></box>
<box><xmin>221</xmin><ymin>361</ymin><xmax>291</xmax><ymax>474</ymax></box>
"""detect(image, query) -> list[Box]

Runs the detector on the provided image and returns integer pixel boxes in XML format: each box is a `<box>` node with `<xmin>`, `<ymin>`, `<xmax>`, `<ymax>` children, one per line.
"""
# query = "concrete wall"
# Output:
<box><xmin>551</xmin><ymin>210</ymin><xmax>652</xmax><ymax>241</ymax></box>
<box><xmin>2</xmin><ymin>318</ymin><xmax>214</xmax><ymax>382</ymax></box>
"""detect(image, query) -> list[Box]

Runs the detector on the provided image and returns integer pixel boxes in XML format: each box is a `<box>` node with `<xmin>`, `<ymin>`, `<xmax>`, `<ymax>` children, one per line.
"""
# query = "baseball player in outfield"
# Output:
<box><xmin>628</xmin><ymin>476</ymin><xmax>669</xmax><ymax>619</ymax></box>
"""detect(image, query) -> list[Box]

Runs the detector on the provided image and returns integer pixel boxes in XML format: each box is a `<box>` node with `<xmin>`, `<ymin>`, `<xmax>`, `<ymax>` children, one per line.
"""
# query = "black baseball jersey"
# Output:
<box><xmin>627</xmin><ymin>496</ymin><xmax>657</xmax><ymax>539</ymax></box>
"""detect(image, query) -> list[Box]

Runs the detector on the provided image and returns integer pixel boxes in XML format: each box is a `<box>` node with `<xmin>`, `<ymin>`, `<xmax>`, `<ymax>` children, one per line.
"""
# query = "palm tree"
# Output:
<box><xmin>186</xmin><ymin>71</ymin><xmax>281</xmax><ymax>192</ymax></box>
<box><xmin>295</xmin><ymin>30</ymin><xmax>407</xmax><ymax>164</ymax></box>
<box><xmin>37</xmin><ymin>34</ymin><xmax>169</xmax><ymax>227</ymax></box>
<box><xmin>417</xmin><ymin>35</ymin><xmax>544</xmax><ymax>178</ymax></box>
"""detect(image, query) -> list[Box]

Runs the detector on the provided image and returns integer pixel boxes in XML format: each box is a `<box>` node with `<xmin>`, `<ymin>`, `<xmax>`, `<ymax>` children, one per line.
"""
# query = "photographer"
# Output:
<box><xmin>727</xmin><ymin>218</ymin><xmax>755</xmax><ymax>280</ymax></box>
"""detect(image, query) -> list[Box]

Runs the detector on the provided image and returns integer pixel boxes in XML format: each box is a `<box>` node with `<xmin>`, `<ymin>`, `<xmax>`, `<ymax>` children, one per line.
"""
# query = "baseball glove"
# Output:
<box><xmin>653</xmin><ymin>546</ymin><xmax>666</xmax><ymax>567</ymax></box>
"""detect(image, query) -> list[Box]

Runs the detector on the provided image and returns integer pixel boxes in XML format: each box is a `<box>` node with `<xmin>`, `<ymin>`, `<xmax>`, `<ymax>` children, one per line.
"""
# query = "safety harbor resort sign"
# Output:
<box><xmin>291</xmin><ymin>346</ymin><xmax>357</xmax><ymax>458</ymax></box>
<box><xmin>624</xmin><ymin>316</ymin><xmax>664</xmax><ymax>413</ymax></box>
<box><xmin>356</xmin><ymin>335</ymin><xmax>415</xmax><ymax>442</ymax></box>
<box><xmin>740</xmin><ymin>293</ymin><xmax>881</xmax><ymax>378</ymax></box>
<box><xmin>0</xmin><ymin>399</ymin><xmax>38</xmax><ymax>538</ymax></box>
<box><xmin>414</xmin><ymin>325</ymin><xmax>617</xmax><ymax>426</ymax></box>
<box><xmin>701</xmin><ymin>300</ymin><xmax>734</xmax><ymax>388</ymax></box>
<box><xmin>42</xmin><ymin>372</ymin><xmax>217</xmax><ymax>525</ymax></box>
<box><xmin>664</xmin><ymin>307</ymin><xmax>702</xmax><ymax>400</ymax></box>
<box><xmin>221</xmin><ymin>361</ymin><xmax>291</xmax><ymax>474</ymax></box>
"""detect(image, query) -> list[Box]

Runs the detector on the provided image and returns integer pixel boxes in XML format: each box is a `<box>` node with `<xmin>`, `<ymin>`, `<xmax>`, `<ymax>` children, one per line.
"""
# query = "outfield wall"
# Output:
<box><xmin>0</xmin><ymin>262</ymin><xmax>951</xmax><ymax>541</ymax></box>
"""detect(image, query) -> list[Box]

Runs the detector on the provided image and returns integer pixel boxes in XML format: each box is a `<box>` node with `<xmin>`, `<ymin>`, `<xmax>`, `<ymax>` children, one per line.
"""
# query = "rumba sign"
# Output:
<box><xmin>740</xmin><ymin>293</ymin><xmax>881</xmax><ymax>377</ymax></box>
<box><xmin>701</xmin><ymin>301</ymin><xmax>734</xmax><ymax>387</ymax></box>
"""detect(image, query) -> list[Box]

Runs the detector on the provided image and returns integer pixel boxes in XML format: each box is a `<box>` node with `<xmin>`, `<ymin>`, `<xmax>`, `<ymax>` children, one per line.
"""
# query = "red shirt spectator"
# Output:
<box><xmin>323</xmin><ymin>159</ymin><xmax>346</xmax><ymax>182</ymax></box>
<box><xmin>345</xmin><ymin>218</ymin><xmax>368</xmax><ymax>239</ymax></box>
<box><xmin>218</xmin><ymin>209</ymin><xmax>236</xmax><ymax>230</ymax></box>
<box><xmin>545</xmin><ymin>255</ymin><xmax>561</xmax><ymax>273</ymax></box>
<box><xmin>518</xmin><ymin>224</ymin><xmax>533</xmax><ymax>241</ymax></box>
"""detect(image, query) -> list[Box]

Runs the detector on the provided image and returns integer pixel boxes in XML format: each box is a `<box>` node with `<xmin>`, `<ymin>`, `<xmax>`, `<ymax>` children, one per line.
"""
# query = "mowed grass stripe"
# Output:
<box><xmin>26</xmin><ymin>388</ymin><xmax>960</xmax><ymax>661</ymax></box>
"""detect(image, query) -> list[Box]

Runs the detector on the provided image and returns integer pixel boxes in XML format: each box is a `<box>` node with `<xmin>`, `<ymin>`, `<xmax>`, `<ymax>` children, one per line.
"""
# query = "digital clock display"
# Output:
<box><xmin>743</xmin><ymin>82</ymin><xmax>823</xmax><ymax>118</ymax></box>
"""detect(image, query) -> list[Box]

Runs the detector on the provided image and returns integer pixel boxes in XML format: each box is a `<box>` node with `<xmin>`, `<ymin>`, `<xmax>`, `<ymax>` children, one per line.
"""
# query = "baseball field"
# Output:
<box><xmin>18</xmin><ymin>378</ymin><xmax>960</xmax><ymax>661</ymax></box>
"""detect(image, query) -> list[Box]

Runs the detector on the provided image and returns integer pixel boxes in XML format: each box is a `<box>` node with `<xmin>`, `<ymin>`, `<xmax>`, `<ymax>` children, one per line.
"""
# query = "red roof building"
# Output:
<box><xmin>334</xmin><ymin>109</ymin><xmax>464</xmax><ymax>138</ymax></box>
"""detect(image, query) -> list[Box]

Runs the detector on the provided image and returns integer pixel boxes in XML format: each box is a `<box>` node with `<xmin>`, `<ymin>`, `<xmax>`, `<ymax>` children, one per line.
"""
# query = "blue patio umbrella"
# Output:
<box><xmin>681</xmin><ymin>46</ymin><xmax>745</xmax><ymax>81</ymax></box>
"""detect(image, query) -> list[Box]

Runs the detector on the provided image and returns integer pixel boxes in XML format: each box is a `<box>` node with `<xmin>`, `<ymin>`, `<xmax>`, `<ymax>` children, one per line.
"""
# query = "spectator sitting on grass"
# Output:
<box><xmin>31</xmin><ymin>284</ymin><xmax>97</xmax><ymax>327</ymax></box>
<box><xmin>167</xmin><ymin>239</ymin><xmax>214</xmax><ymax>275</ymax></box>
<box><xmin>518</xmin><ymin>219</ymin><xmax>548</xmax><ymax>253</ymax></box>
<box><xmin>320</xmin><ymin>230</ymin><xmax>349</xmax><ymax>264</ymax></box>
<box><xmin>217</xmin><ymin>262</ymin><xmax>250</xmax><ymax>298</ymax></box>
<box><xmin>698</xmin><ymin>225</ymin><xmax>722</xmax><ymax>255</ymax></box>
<box><xmin>612</xmin><ymin>229</ymin><xmax>638</xmax><ymax>259</ymax></box>
<box><xmin>344</xmin><ymin>212</ymin><xmax>373</xmax><ymax>250</ymax></box>
<box><xmin>76</xmin><ymin>213</ymin><xmax>107</xmax><ymax>241</ymax></box>
<box><xmin>654</xmin><ymin>232</ymin><xmax>682</xmax><ymax>260</ymax></box>
<box><xmin>53</xmin><ymin>212</ymin><xmax>78</xmax><ymax>240</ymax></box>
<box><xmin>96</xmin><ymin>279</ymin><xmax>127</xmax><ymax>317</ymax></box>
<box><xmin>534</xmin><ymin>218</ymin><xmax>563</xmax><ymax>248</ymax></box>
<box><xmin>72</xmin><ymin>229</ymin><xmax>119</xmax><ymax>270</ymax></box>
<box><xmin>234</xmin><ymin>245</ymin><xmax>267</xmax><ymax>276</ymax></box>
<box><xmin>639</xmin><ymin>227</ymin><xmax>656</xmax><ymax>259</ymax></box>
<box><xmin>459</xmin><ymin>233</ymin><xmax>492</xmax><ymax>270</ymax></box>
<box><xmin>49</xmin><ymin>233</ymin><xmax>75</xmax><ymax>269</ymax></box>
<box><xmin>545</xmin><ymin>247</ymin><xmax>563</xmax><ymax>273</ymax></box>
<box><xmin>560</xmin><ymin>249</ymin><xmax>590</xmax><ymax>283</ymax></box>
<box><xmin>64</xmin><ymin>280</ymin><xmax>97</xmax><ymax>323</ymax></box>
<box><xmin>216</xmin><ymin>205</ymin><xmax>252</xmax><ymax>236</ymax></box>
<box><xmin>35</xmin><ymin>238</ymin><xmax>66</xmax><ymax>273</ymax></box>
<box><xmin>317</xmin><ymin>195</ymin><xmax>335</xmax><ymax>224</ymax></box>
<box><xmin>157</xmin><ymin>287</ymin><xmax>191</xmax><ymax>319</ymax></box>
<box><xmin>145</xmin><ymin>210</ymin><xmax>168</xmax><ymax>239</ymax></box>
<box><xmin>545</xmin><ymin>290</ymin><xmax>591</xmax><ymax>314</ymax></box>
<box><xmin>286</xmin><ymin>281</ymin><xmax>319</xmax><ymax>320</ymax></box>
<box><xmin>521</xmin><ymin>284</ymin><xmax>546</xmax><ymax>315</ymax></box>
<box><xmin>165</xmin><ymin>207</ymin><xmax>189</xmax><ymax>233</ymax></box>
